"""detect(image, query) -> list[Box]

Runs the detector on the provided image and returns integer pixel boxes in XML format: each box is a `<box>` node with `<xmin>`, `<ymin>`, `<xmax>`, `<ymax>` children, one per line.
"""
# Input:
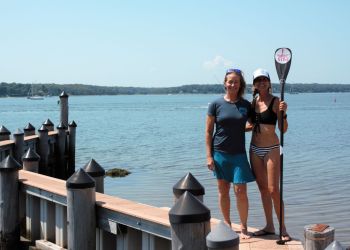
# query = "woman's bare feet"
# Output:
<box><xmin>281</xmin><ymin>232</ymin><xmax>292</xmax><ymax>242</ymax></box>
<box><xmin>240</xmin><ymin>227</ymin><xmax>251</xmax><ymax>239</ymax></box>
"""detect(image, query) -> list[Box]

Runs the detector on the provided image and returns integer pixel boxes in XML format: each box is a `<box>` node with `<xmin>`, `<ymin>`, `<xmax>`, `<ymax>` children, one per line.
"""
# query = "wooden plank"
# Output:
<box><xmin>40</xmin><ymin>200</ymin><xmax>55</xmax><ymax>242</ymax></box>
<box><xmin>55</xmin><ymin>204</ymin><xmax>67</xmax><ymax>248</ymax></box>
<box><xmin>26</xmin><ymin>194</ymin><xmax>40</xmax><ymax>243</ymax></box>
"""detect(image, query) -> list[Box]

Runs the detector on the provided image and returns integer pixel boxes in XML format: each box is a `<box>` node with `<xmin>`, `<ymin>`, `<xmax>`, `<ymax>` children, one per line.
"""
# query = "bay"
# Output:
<box><xmin>1</xmin><ymin>92</ymin><xmax>349</xmax><ymax>246</ymax></box>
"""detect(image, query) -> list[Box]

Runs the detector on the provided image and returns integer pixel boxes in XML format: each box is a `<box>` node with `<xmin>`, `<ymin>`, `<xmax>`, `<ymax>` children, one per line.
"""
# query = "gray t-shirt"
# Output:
<box><xmin>208</xmin><ymin>96</ymin><xmax>251</xmax><ymax>155</ymax></box>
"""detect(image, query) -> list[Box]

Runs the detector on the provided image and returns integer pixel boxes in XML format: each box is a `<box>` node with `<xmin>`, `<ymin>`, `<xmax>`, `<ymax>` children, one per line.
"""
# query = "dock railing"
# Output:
<box><xmin>14</xmin><ymin>166</ymin><xmax>187</xmax><ymax>250</ymax></box>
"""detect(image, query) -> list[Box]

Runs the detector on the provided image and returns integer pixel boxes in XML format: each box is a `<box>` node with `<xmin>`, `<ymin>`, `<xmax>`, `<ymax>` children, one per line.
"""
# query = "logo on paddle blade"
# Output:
<box><xmin>275</xmin><ymin>48</ymin><xmax>291</xmax><ymax>64</ymax></box>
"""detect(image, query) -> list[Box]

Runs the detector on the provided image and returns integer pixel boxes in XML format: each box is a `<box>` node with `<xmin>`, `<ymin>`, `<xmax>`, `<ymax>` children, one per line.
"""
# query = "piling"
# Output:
<box><xmin>83</xmin><ymin>158</ymin><xmax>105</xmax><ymax>193</ymax></box>
<box><xmin>66</xmin><ymin>168</ymin><xmax>96</xmax><ymax>250</ymax></box>
<box><xmin>0</xmin><ymin>155</ymin><xmax>22</xmax><ymax>249</ymax></box>
<box><xmin>38</xmin><ymin>125</ymin><xmax>49</xmax><ymax>175</ymax></box>
<box><xmin>206</xmin><ymin>220</ymin><xmax>239</xmax><ymax>250</ymax></box>
<box><xmin>23</xmin><ymin>123</ymin><xmax>35</xmax><ymax>136</ymax></box>
<box><xmin>0</xmin><ymin>125</ymin><xmax>11</xmax><ymax>141</ymax></box>
<box><xmin>304</xmin><ymin>224</ymin><xmax>335</xmax><ymax>250</ymax></box>
<box><xmin>13</xmin><ymin>128</ymin><xmax>24</xmax><ymax>164</ymax></box>
<box><xmin>22</xmin><ymin>148</ymin><xmax>40</xmax><ymax>173</ymax></box>
<box><xmin>67</xmin><ymin>121</ymin><xmax>77</xmax><ymax>177</ymax></box>
<box><xmin>56</xmin><ymin>122</ymin><xmax>67</xmax><ymax>179</ymax></box>
<box><xmin>173</xmin><ymin>172</ymin><xmax>205</xmax><ymax>202</ymax></box>
<box><xmin>43</xmin><ymin>119</ymin><xmax>54</xmax><ymax>131</ymax></box>
<box><xmin>59</xmin><ymin>91</ymin><xmax>69</xmax><ymax>127</ymax></box>
<box><xmin>82</xmin><ymin>159</ymin><xmax>106</xmax><ymax>250</ymax></box>
<box><xmin>169</xmin><ymin>191</ymin><xmax>211</xmax><ymax>250</ymax></box>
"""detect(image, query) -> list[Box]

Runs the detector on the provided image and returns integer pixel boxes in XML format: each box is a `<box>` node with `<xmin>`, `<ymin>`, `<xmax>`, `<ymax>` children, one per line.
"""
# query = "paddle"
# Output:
<box><xmin>274</xmin><ymin>48</ymin><xmax>292</xmax><ymax>245</ymax></box>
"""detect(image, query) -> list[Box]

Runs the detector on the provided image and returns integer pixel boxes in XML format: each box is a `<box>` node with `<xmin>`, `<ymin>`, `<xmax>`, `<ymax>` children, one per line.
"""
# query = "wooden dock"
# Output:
<box><xmin>17</xmin><ymin>170</ymin><xmax>304</xmax><ymax>249</ymax></box>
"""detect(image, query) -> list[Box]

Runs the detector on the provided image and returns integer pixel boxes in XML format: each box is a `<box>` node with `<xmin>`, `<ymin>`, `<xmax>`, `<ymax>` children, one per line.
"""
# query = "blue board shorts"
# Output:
<box><xmin>213</xmin><ymin>151</ymin><xmax>255</xmax><ymax>184</ymax></box>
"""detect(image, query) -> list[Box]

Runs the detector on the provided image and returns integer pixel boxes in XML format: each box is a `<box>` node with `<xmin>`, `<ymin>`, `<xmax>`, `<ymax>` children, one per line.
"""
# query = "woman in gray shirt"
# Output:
<box><xmin>206</xmin><ymin>68</ymin><xmax>255</xmax><ymax>239</ymax></box>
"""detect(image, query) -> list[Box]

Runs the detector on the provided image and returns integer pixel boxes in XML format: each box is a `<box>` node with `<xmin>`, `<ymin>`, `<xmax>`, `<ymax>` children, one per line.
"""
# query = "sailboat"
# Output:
<box><xmin>27</xmin><ymin>84</ymin><xmax>44</xmax><ymax>100</ymax></box>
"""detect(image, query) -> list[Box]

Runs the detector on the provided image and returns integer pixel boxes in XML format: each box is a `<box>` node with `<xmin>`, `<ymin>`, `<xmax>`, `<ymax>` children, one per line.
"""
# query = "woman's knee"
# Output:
<box><xmin>218</xmin><ymin>181</ymin><xmax>231</xmax><ymax>195</ymax></box>
<box><xmin>234</xmin><ymin>185</ymin><xmax>247</xmax><ymax>199</ymax></box>
<box><xmin>269</xmin><ymin>187</ymin><xmax>280</xmax><ymax>199</ymax></box>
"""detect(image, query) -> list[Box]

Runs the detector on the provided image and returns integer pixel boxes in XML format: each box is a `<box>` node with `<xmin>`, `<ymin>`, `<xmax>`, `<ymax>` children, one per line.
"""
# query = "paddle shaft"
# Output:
<box><xmin>279</xmin><ymin>79</ymin><xmax>285</xmax><ymax>240</ymax></box>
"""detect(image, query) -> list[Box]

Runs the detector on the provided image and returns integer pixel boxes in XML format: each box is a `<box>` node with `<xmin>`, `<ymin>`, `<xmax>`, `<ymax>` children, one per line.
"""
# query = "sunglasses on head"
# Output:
<box><xmin>226</xmin><ymin>68</ymin><xmax>241</xmax><ymax>75</ymax></box>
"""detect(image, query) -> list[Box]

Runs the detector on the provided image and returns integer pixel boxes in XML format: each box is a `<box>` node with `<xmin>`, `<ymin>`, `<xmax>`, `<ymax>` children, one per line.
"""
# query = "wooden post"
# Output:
<box><xmin>169</xmin><ymin>191</ymin><xmax>211</xmax><ymax>250</ymax></box>
<box><xmin>22</xmin><ymin>148</ymin><xmax>40</xmax><ymax>172</ymax></box>
<box><xmin>13</xmin><ymin>128</ymin><xmax>24</xmax><ymax>165</ymax></box>
<box><xmin>82</xmin><ymin>159</ymin><xmax>106</xmax><ymax>250</ymax></box>
<box><xmin>38</xmin><ymin>125</ymin><xmax>49</xmax><ymax>175</ymax></box>
<box><xmin>0</xmin><ymin>125</ymin><xmax>11</xmax><ymax>141</ymax></box>
<box><xmin>43</xmin><ymin>119</ymin><xmax>54</xmax><ymax>131</ymax></box>
<box><xmin>23</xmin><ymin>123</ymin><xmax>36</xmax><ymax>137</ymax></box>
<box><xmin>59</xmin><ymin>91</ymin><xmax>69</xmax><ymax>127</ymax></box>
<box><xmin>304</xmin><ymin>224</ymin><xmax>335</xmax><ymax>250</ymax></box>
<box><xmin>67</xmin><ymin>121</ymin><xmax>77</xmax><ymax>177</ymax></box>
<box><xmin>173</xmin><ymin>172</ymin><xmax>205</xmax><ymax>203</ymax></box>
<box><xmin>0</xmin><ymin>155</ymin><xmax>22</xmax><ymax>249</ymax></box>
<box><xmin>83</xmin><ymin>158</ymin><xmax>105</xmax><ymax>193</ymax></box>
<box><xmin>206</xmin><ymin>220</ymin><xmax>239</xmax><ymax>250</ymax></box>
<box><xmin>56</xmin><ymin>122</ymin><xmax>67</xmax><ymax>179</ymax></box>
<box><xmin>67</xmin><ymin>168</ymin><xmax>96</xmax><ymax>250</ymax></box>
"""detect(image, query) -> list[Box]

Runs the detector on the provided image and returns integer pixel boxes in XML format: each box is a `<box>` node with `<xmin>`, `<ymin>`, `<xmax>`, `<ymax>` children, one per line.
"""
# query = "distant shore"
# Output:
<box><xmin>1</xmin><ymin>82</ymin><xmax>350</xmax><ymax>97</ymax></box>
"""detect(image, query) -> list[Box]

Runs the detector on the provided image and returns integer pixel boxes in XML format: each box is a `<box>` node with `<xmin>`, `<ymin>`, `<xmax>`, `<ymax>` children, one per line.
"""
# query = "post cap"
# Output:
<box><xmin>0</xmin><ymin>155</ymin><xmax>22</xmax><ymax>172</ymax></box>
<box><xmin>169</xmin><ymin>191</ymin><xmax>210</xmax><ymax>224</ymax></box>
<box><xmin>66</xmin><ymin>168</ymin><xmax>96</xmax><ymax>189</ymax></box>
<box><xmin>22</xmin><ymin>148</ymin><xmax>40</xmax><ymax>162</ymax></box>
<box><xmin>173</xmin><ymin>172</ymin><xmax>205</xmax><ymax>197</ymax></box>
<box><xmin>24</xmin><ymin>123</ymin><xmax>35</xmax><ymax>131</ymax></box>
<box><xmin>206</xmin><ymin>220</ymin><xmax>239</xmax><ymax>248</ymax></box>
<box><xmin>59</xmin><ymin>91</ymin><xmax>69</xmax><ymax>98</ymax></box>
<box><xmin>325</xmin><ymin>241</ymin><xmax>344</xmax><ymax>250</ymax></box>
<box><xmin>68</xmin><ymin>121</ymin><xmax>77</xmax><ymax>127</ymax></box>
<box><xmin>0</xmin><ymin>125</ymin><xmax>11</xmax><ymax>135</ymax></box>
<box><xmin>43</xmin><ymin>119</ymin><xmax>54</xmax><ymax>126</ymax></box>
<box><xmin>38</xmin><ymin>125</ymin><xmax>48</xmax><ymax>132</ymax></box>
<box><xmin>83</xmin><ymin>158</ymin><xmax>105</xmax><ymax>177</ymax></box>
<box><xmin>57</xmin><ymin>122</ymin><xmax>67</xmax><ymax>130</ymax></box>
<box><xmin>13</xmin><ymin>128</ymin><xmax>24</xmax><ymax>136</ymax></box>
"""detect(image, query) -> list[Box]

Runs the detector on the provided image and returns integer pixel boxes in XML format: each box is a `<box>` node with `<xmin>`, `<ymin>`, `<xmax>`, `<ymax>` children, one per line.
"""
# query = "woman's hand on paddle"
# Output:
<box><xmin>207</xmin><ymin>157</ymin><xmax>215</xmax><ymax>171</ymax></box>
<box><xmin>279</xmin><ymin>101</ymin><xmax>288</xmax><ymax>112</ymax></box>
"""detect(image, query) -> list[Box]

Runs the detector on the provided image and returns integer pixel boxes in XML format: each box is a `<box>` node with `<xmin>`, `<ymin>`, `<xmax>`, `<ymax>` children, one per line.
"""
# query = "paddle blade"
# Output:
<box><xmin>274</xmin><ymin>48</ymin><xmax>292</xmax><ymax>82</ymax></box>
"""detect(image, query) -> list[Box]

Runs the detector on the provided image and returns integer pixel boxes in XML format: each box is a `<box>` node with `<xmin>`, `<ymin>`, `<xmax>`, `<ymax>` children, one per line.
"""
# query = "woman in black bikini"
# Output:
<box><xmin>249</xmin><ymin>68</ymin><xmax>291</xmax><ymax>241</ymax></box>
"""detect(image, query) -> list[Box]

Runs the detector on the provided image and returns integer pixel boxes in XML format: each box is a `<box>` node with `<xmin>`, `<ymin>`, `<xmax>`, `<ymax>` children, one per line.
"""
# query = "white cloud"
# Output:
<box><xmin>203</xmin><ymin>55</ymin><xmax>233</xmax><ymax>70</ymax></box>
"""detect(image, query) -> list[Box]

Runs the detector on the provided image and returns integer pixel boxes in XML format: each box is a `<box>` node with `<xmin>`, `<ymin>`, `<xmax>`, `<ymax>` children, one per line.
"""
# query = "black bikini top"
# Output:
<box><xmin>251</xmin><ymin>97</ymin><xmax>277</xmax><ymax>133</ymax></box>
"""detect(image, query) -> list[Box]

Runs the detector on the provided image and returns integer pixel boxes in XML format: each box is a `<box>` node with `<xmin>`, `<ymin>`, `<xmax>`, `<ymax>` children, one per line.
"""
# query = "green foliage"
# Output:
<box><xmin>0</xmin><ymin>82</ymin><xmax>350</xmax><ymax>97</ymax></box>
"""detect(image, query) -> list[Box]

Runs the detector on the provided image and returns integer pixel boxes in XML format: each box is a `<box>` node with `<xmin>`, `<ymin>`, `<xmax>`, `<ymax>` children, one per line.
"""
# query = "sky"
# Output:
<box><xmin>1</xmin><ymin>0</ymin><xmax>349</xmax><ymax>87</ymax></box>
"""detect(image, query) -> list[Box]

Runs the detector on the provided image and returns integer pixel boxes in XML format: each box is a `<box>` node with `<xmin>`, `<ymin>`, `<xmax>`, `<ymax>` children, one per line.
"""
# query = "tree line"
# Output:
<box><xmin>1</xmin><ymin>82</ymin><xmax>350</xmax><ymax>97</ymax></box>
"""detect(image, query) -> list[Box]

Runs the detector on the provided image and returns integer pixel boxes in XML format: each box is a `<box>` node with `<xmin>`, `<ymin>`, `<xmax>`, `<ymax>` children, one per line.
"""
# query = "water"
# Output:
<box><xmin>1</xmin><ymin>93</ymin><xmax>350</xmax><ymax>246</ymax></box>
